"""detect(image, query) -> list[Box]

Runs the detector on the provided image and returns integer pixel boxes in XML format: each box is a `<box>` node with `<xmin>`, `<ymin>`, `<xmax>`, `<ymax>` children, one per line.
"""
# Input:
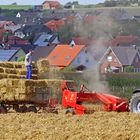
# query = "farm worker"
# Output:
<box><xmin>25</xmin><ymin>50</ymin><xmax>33</xmax><ymax>79</ymax></box>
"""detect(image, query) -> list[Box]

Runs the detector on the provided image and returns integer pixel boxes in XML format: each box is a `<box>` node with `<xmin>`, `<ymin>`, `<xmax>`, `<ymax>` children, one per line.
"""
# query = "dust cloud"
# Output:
<box><xmin>74</xmin><ymin>11</ymin><xmax>119</xmax><ymax>93</ymax></box>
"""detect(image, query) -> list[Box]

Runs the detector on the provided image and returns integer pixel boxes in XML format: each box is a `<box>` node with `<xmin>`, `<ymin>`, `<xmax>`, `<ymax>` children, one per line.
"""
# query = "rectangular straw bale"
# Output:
<box><xmin>0</xmin><ymin>87</ymin><xmax>6</xmax><ymax>93</ymax></box>
<box><xmin>0</xmin><ymin>62</ymin><xmax>14</xmax><ymax>68</ymax></box>
<box><xmin>7</xmin><ymin>74</ymin><xmax>19</xmax><ymax>79</ymax></box>
<box><xmin>14</xmin><ymin>62</ymin><xmax>24</xmax><ymax>68</ymax></box>
<box><xmin>0</xmin><ymin>67</ymin><xmax>4</xmax><ymax>73</ymax></box>
<box><xmin>0</xmin><ymin>79</ymin><xmax>8</xmax><ymax>86</ymax></box>
<box><xmin>0</xmin><ymin>73</ymin><xmax>7</xmax><ymax>79</ymax></box>
<box><xmin>33</xmin><ymin>80</ymin><xmax>47</xmax><ymax>87</ymax></box>
<box><xmin>36</xmin><ymin>59</ymin><xmax>49</xmax><ymax>73</ymax></box>
<box><xmin>17</xmin><ymin>69</ymin><xmax>26</xmax><ymax>75</ymax></box>
<box><xmin>5</xmin><ymin>68</ymin><xmax>17</xmax><ymax>74</ymax></box>
<box><xmin>3</xmin><ymin>94</ymin><xmax>15</xmax><ymax>101</ymax></box>
<box><xmin>32</xmin><ymin>69</ymin><xmax>38</xmax><ymax>74</ymax></box>
<box><xmin>32</xmin><ymin>75</ymin><xmax>38</xmax><ymax>80</ymax></box>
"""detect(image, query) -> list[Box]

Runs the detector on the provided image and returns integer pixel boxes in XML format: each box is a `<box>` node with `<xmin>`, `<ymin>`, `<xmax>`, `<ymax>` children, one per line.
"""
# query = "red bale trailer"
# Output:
<box><xmin>60</xmin><ymin>80</ymin><xmax>128</xmax><ymax>115</ymax></box>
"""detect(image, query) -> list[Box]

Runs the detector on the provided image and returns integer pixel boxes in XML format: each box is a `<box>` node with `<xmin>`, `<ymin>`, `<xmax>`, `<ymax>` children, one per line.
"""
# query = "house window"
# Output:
<box><xmin>134</xmin><ymin>68</ymin><xmax>139</xmax><ymax>72</ymax></box>
<box><xmin>44</xmin><ymin>39</ymin><xmax>49</xmax><ymax>42</ymax></box>
<box><xmin>15</xmin><ymin>57</ymin><xmax>18</xmax><ymax>61</ymax></box>
<box><xmin>107</xmin><ymin>56</ymin><xmax>112</xmax><ymax>62</ymax></box>
<box><xmin>65</xmin><ymin>55</ymin><xmax>71</xmax><ymax>60</ymax></box>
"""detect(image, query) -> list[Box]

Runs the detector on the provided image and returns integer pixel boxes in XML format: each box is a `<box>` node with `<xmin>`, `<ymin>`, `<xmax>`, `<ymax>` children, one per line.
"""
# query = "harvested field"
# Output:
<box><xmin>0</xmin><ymin>112</ymin><xmax>140</xmax><ymax>140</ymax></box>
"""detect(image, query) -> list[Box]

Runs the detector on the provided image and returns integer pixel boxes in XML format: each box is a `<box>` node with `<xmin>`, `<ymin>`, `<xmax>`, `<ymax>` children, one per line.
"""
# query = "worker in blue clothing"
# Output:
<box><xmin>25</xmin><ymin>50</ymin><xmax>33</xmax><ymax>79</ymax></box>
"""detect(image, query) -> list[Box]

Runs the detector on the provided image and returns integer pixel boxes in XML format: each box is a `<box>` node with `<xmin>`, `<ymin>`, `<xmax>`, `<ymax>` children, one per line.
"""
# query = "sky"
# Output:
<box><xmin>0</xmin><ymin>0</ymin><xmax>105</xmax><ymax>5</ymax></box>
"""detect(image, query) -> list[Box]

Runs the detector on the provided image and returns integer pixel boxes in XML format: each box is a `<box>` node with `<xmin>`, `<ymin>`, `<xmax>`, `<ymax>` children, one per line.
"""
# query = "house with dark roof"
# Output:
<box><xmin>99</xmin><ymin>46</ymin><xmax>140</xmax><ymax>73</ymax></box>
<box><xmin>33</xmin><ymin>33</ymin><xmax>59</xmax><ymax>46</ymax></box>
<box><xmin>10</xmin><ymin>44</ymin><xmax>36</xmax><ymax>54</ymax></box>
<box><xmin>134</xmin><ymin>16</ymin><xmax>140</xmax><ymax>23</ymax></box>
<box><xmin>32</xmin><ymin>45</ymin><xmax>56</xmax><ymax>61</ymax></box>
<box><xmin>109</xmin><ymin>35</ymin><xmax>139</xmax><ymax>46</ymax></box>
<box><xmin>0</xmin><ymin>48</ymin><xmax>25</xmax><ymax>61</ymax></box>
<box><xmin>5</xmin><ymin>36</ymin><xmax>30</xmax><ymax>45</ymax></box>
<box><xmin>47</xmin><ymin>44</ymin><xmax>94</xmax><ymax>70</ymax></box>
<box><xmin>14</xmin><ymin>25</ymin><xmax>52</xmax><ymax>39</ymax></box>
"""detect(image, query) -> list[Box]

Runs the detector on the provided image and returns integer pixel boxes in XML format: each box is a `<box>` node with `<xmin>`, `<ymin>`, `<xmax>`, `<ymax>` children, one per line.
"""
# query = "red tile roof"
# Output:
<box><xmin>65</xmin><ymin>16</ymin><xmax>76</xmax><ymax>22</ymax></box>
<box><xmin>42</xmin><ymin>1</ymin><xmax>60</xmax><ymax>8</ymax></box>
<box><xmin>72</xmin><ymin>37</ymin><xmax>96</xmax><ymax>45</ymax></box>
<box><xmin>110</xmin><ymin>35</ymin><xmax>138</xmax><ymax>46</ymax></box>
<box><xmin>45</xmin><ymin>19</ymin><xmax>65</xmax><ymax>31</ymax></box>
<box><xmin>47</xmin><ymin>44</ymin><xmax>85</xmax><ymax>67</ymax></box>
<box><xmin>6</xmin><ymin>36</ymin><xmax>30</xmax><ymax>45</ymax></box>
<box><xmin>84</xmin><ymin>15</ymin><xmax>97</xmax><ymax>24</ymax></box>
<box><xmin>0</xmin><ymin>21</ymin><xmax>14</xmax><ymax>28</ymax></box>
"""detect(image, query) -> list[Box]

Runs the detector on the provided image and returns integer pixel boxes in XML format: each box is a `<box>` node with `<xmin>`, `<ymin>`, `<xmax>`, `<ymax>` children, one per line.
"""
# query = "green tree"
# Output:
<box><xmin>124</xmin><ymin>66</ymin><xmax>134</xmax><ymax>72</ymax></box>
<box><xmin>18</xmin><ymin>56</ymin><xmax>25</xmax><ymax>62</ymax></box>
<box><xmin>57</xmin><ymin>23</ymin><xmax>74</xmax><ymax>43</ymax></box>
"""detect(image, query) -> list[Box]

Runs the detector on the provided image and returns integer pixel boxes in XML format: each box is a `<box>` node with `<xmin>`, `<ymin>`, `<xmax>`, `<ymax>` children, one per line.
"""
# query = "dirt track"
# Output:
<box><xmin>0</xmin><ymin>112</ymin><xmax>140</xmax><ymax>140</ymax></box>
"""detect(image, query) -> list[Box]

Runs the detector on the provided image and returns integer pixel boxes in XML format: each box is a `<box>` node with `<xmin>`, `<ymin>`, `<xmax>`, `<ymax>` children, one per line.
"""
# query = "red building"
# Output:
<box><xmin>42</xmin><ymin>1</ymin><xmax>61</xmax><ymax>9</ymax></box>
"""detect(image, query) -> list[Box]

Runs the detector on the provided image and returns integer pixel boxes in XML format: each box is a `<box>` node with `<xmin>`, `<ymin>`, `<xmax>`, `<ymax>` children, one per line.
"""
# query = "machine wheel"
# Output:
<box><xmin>18</xmin><ymin>105</ymin><xmax>28</xmax><ymax>113</ymax></box>
<box><xmin>129</xmin><ymin>92</ymin><xmax>140</xmax><ymax>113</ymax></box>
<box><xmin>65</xmin><ymin>108</ymin><xmax>75</xmax><ymax>115</ymax></box>
<box><xmin>0</xmin><ymin>106</ymin><xmax>7</xmax><ymax>113</ymax></box>
<box><xmin>27</xmin><ymin>106</ymin><xmax>37</xmax><ymax>113</ymax></box>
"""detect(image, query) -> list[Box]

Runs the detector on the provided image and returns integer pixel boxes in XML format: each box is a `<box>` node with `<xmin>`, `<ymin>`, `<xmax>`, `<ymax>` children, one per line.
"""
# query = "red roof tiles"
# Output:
<box><xmin>47</xmin><ymin>44</ymin><xmax>85</xmax><ymax>67</ymax></box>
<box><xmin>45</xmin><ymin>19</ymin><xmax>65</xmax><ymax>31</ymax></box>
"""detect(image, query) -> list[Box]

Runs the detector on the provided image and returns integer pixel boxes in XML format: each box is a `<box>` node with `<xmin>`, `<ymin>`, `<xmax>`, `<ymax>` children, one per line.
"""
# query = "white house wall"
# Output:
<box><xmin>70</xmin><ymin>50</ymin><xmax>95</xmax><ymax>69</ymax></box>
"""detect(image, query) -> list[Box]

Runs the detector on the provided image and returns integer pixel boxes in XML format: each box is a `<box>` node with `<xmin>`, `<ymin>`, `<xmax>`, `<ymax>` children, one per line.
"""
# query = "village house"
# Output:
<box><xmin>42</xmin><ymin>1</ymin><xmax>61</xmax><ymax>10</ymax></box>
<box><xmin>4</xmin><ymin>36</ymin><xmax>30</xmax><ymax>45</ymax></box>
<box><xmin>33</xmin><ymin>33</ymin><xmax>59</xmax><ymax>46</ymax></box>
<box><xmin>10</xmin><ymin>44</ymin><xmax>36</xmax><ymax>54</ymax></box>
<box><xmin>44</xmin><ymin>19</ymin><xmax>65</xmax><ymax>31</ymax></box>
<box><xmin>32</xmin><ymin>45</ymin><xmax>56</xmax><ymax>61</ymax></box>
<box><xmin>109</xmin><ymin>35</ymin><xmax>139</xmax><ymax>46</ymax></box>
<box><xmin>47</xmin><ymin>44</ymin><xmax>94</xmax><ymax>70</ymax></box>
<box><xmin>99</xmin><ymin>46</ymin><xmax>140</xmax><ymax>73</ymax></box>
<box><xmin>0</xmin><ymin>48</ymin><xmax>25</xmax><ymax>61</ymax></box>
<box><xmin>14</xmin><ymin>25</ymin><xmax>52</xmax><ymax>39</ymax></box>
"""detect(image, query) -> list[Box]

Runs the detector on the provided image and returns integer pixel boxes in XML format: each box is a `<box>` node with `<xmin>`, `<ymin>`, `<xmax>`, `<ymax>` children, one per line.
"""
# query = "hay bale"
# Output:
<box><xmin>5</xmin><ymin>68</ymin><xmax>17</xmax><ymax>74</ymax></box>
<box><xmin>32</xmin><ymin>75</ymin><xmax>38</xmax><ymax>80</ymax></box>
<box><xmin>36</xmin><ymin>59</ymin><xmax>49</xmax><ymax>73</ymax></box>
<box><xmin>0</xmin><ymin>62</ymin><xmax>14</xmax><ymax>68</ymax></box>
<box><xmin>12</xmin><ymin>62</ymin><xmax>24</xmax><ymax>68</ymax></box>
<box><xmin>7</xmin><ymin>74</ymin><xmax>19</xmax><ymax>79</ymax></box>
<box><xmin>0</xmin><ymin>79</ymin><xmax>63</xmax><ymax>101</ymax></box>
<box><xmin>32</xmin><ymin>69</ymin><xmax>38</xmax><ymax>74</ymax></box>
<box><xmin>0</xmin><ymin>67</ymin><xmax>4</xmax><ymax>73</ymax></box>
<box><xmin>17</xmin><ymin>69</ymin><xmax>26</xmax><ymax>75</ymax></box>
<box><xmin>0</xmin><ymin>73</ymin><xmax>7</xmax><ymax>79</ymax></box>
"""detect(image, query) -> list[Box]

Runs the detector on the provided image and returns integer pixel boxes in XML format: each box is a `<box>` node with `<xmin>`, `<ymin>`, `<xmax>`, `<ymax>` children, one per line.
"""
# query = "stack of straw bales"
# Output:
<box><xmin>36</xmin><ymin>59</ymin><xmax>49</xmax><ymax>73</ymax></box>
<box><xmin>0</xmin><ymin>62</ymin><xmax>38</xmax><ymax>79</ymax></box>
<box><xmin>0</xmin><ymin>79</ymin><xmax>62</xmax><ymax>102</ymax></box>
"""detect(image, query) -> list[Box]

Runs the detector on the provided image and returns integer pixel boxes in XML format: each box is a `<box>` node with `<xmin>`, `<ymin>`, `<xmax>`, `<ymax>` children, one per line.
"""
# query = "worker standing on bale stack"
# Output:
<box><xmin>25</xmin><ymin>50</ymin><xmax>33</xmax><ymax>79</ymax></box>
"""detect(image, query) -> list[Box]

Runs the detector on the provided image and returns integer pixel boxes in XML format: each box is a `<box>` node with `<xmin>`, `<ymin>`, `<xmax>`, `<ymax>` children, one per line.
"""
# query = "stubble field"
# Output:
<box><xmin>0</xmin><ymin>111</ymin><xmax>140</xmax><ymax>140</ymax></box>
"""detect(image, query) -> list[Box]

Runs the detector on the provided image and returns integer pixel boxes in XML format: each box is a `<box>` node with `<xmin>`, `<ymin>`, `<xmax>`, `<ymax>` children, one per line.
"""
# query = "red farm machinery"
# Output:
<box><xmin>60</xmin><ymin>80</ymin><xmax>128</xmax><ymax>115</ymax></box>
<box><xmin>0</xmin><ymin>79</ymin><xmax>139</xmax><ymax>114</ymax></box>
